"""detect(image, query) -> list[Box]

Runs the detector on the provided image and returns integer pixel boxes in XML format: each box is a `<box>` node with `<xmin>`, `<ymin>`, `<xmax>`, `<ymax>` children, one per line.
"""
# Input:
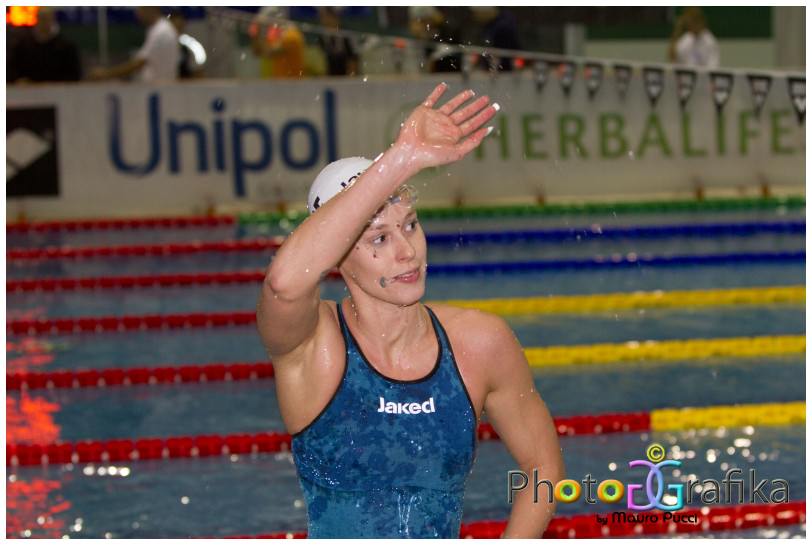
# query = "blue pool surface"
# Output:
<box><xmin>7</xmin><ymin>356</ymin><xmax>804</xmax><ymax>442</ymax></box>
<box><xmin>7</xmin><ymin>428</ymin><xmax>805</xmax><ymax>538</ymax></box>
<box><xmin>6</xmin><ymin>210</ymin><xmax>806</xmax><ymax>538</ymax></box>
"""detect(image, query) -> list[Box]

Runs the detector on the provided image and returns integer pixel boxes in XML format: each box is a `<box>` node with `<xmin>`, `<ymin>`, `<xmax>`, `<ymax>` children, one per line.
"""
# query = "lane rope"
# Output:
<box><xmin>442</xmin><ymin>286</ymin><xmax>804</xmax><ymax>315</ymax></box>
<box><xmin>6</xmin><ymin>215</ymin><xmax>235</xmax><ymax>234</ymax></box>
<box><xmin>7</xmin><ymin>239</ymin><xmax>285</xmax><ymax>261</ymax></box>
<box><xmin>6</xmin><ymin>251</ymin><xmax>805</xmax><ymax>290</ymax></box>
<box><xmin>7</xmin><ymin>362</ymin><xmax>274</xmax><ymax>391</ymax></box>
<box><xmin>7</xmin><ymin>221</ymin><xmax>804</xmax><ymax>261</ymax></box>
<box><xmin>8</xmin><ymin>270</ymin><xmax>269</xmax><ymax>292</ymax></box>
<box><xmin>525</xmin><ymin>335</ymin><xmax>804</xmax><ymax>367</ymax></box>
<box><xmin>225</xmin><ymin>500</ymin><xmax>807</xmax><ymax>538</ymax></box>
<box><xmin>7</xmin><ymin>197</ymin><xmax>803</xmax><ymax>234</ymax></box>
<box><xmin>7</xmin><ymin>336</ymin><xmax>805</xmax><ymax>391</ymax></box>
<box><xmin>7</xmin><ymin>267</ymin><xmax>803</xmax><ymax>315</ymax></box>
<box><xmin>427</xmin><ymin>221</ymin><xmax>804</xmax><ymax>245</ymax></box>
<box><xmin>8</xmin><ymin>247</ymin><xmax>805</xmax><ymax>300</ymax></box>
<box><xmin>6</xmin><ymin>401</ymin><xmax>804</xmax><ymax>467</ymax></box>
<box><xmin>240</xmin><ymin>195</ymin><xmax>806</xmax><ymax>225</ymax></box>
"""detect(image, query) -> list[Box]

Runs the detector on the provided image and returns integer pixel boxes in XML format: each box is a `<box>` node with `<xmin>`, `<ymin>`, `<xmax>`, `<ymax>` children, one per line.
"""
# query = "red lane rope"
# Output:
<box><xmin>7</xmin><ymin>270</ymin><xmax>348</xmax><ymax>292</ymax></box>
<box><xmin>7</xmin><ymin>362</ymin><xmax>275</xmax><ymax>391</ymax></box>
<box><xmin>225</xmin><ymin>500</ymin><xmax>806</xmax><ymax>539</ymax></box>
<box><xmin>7</xmin><ymin>238</ymin><xmax>283</xmax><ymax>261</ymax></box>
<box><xmin>9</xmin><ymin>271</ymin><xmax>266</xmax><ymax>292</ymax></box>
<box><xmin>0</xmin><ymin>363</ymin><xmax>668</xmax><ymax>437</ymax></box>
<box><xmin>6</xmin><ymin>215</ymin><xmax>235</xmax><ymax>234</ymax></box>
<box><xmin>8</xmin><ymin>311</ymin><xmax>258</xmax><ymax>336</ymax></box>
<box><xmin>6</xmin><ymin>412</ymin><xmax>650</xmax><ymax>467</ymax></box>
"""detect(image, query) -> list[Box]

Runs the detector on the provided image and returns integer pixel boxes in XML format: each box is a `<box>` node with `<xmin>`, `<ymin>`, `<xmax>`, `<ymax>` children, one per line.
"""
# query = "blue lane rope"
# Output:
<box><xmin>414</xmin><ymin>251</ymin><xmax>805</xmax><ymax>275</ymax></box>
<box><xmin>425</xmin><ymin>221</ymin><xmax>805</xmax><ymax>246</ymax></box>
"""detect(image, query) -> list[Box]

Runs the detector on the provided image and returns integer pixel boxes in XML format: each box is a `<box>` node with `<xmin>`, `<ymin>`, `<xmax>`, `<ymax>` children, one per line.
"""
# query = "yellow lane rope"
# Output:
<box><xmin>523</xmin><ymin>335</ymin><xmax>805</xmax><ymax>367</ymax></box>
<box><xmin>437</xmin><ymin>286</ymin><xmax>803</xmax><ymax>315</ymax></box>
<box><xmin>651</xmin><ymin>401</ymin><xmax>806</xmax><ymax>431</ymax></box>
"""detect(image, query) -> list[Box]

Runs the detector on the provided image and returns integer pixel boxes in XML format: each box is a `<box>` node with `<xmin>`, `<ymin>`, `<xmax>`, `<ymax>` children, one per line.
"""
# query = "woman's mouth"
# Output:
<box><xmin>391</xmin><ymin>268</ymin><xmax>420</xmax><ymax>283</ymax></box>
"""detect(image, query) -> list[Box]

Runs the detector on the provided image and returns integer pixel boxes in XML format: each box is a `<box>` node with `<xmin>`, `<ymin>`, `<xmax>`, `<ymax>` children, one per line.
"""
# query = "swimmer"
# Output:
<box><xmin>257</xmin><ymin>83</ymin><xmax>564</xmax><ymax>538</ymax></box>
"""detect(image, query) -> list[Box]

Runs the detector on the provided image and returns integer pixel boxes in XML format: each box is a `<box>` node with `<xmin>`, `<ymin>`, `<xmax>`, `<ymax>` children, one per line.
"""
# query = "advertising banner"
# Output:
<box><xmin>6</xmin><ymin>68</ymin><xmax>805</xmax><ymax>219</ymax></box>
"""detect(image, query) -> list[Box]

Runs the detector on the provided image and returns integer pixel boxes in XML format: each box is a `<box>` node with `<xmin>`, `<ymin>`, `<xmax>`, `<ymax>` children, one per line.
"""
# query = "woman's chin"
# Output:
<box><xmin>383</xmin><ymin>282</ymin><xmax>425</xmax><ymax>305</ymax></box>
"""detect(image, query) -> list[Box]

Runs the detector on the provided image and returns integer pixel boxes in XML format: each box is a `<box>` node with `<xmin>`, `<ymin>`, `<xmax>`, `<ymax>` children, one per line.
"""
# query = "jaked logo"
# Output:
<box><xmin>106</xmin><ymin>91</ymin><xmax>338</xmax><ymax>197</ymax></box>
<box><xmin>627</xmin><ymin>443</ymin><xmax>683</xmax><ymax>511</ymax></box>
<box><xmin>377</xmin><ymin>396</ymin><xmax>436</xmax><ymax>415</ymax></box>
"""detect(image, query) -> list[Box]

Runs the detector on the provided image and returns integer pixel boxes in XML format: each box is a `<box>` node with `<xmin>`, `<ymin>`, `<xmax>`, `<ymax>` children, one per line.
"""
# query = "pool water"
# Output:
<box><xmin>6</xmin><ymin>210</ymin><xmax>806</xmax><ymax>538</ymax></box>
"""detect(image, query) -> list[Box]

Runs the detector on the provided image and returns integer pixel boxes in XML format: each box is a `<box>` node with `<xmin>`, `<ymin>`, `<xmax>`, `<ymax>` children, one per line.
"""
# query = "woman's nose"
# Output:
<box><xmin>395</xmin><ymin>233</ymin><xmax>417</xmax><ymax>261</ymax></box>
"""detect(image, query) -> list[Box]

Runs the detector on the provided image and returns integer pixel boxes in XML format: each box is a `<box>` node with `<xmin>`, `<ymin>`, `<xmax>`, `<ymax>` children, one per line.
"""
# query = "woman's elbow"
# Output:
<box><xmin>264</xmin><ymin>263</ymin><xmax>319</xmax><ymax>303</ymax></box>
<box><xmin>264</xmin><ymin>264</ymin><xmax>296</xmax><ymax>301</ymax></box>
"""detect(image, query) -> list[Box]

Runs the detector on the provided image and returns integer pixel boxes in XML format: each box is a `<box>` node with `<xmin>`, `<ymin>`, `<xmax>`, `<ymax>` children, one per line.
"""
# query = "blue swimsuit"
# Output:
<box><xmin>291</xmin><ymin>301</ymin><xmax>478</xmax><ymax>538</ymax></box>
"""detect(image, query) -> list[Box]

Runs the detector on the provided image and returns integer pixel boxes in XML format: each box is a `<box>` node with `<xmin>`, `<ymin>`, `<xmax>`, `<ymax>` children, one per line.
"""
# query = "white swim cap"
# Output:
<box><xmin>307</xmin><ymin>156</ymin><xmax>373</xmax><ymax>214</ymax></box>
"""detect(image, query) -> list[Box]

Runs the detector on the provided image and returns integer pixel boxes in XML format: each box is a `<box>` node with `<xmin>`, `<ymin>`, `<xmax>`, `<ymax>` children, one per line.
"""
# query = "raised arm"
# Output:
<box><xmin>479</xmin><ymin>314</ymin><xmax>565</xmax><ymax>538</ymax></box>
<box><xmin>256</xmin><ymin>83</ymin><xmax>498</xmax><ymax>358</ymax></box>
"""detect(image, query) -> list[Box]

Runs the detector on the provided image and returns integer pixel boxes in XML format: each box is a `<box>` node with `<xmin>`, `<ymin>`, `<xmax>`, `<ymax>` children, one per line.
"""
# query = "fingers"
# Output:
<box><xmin>455</xmin><ymin>126</ymin><xmax>491</xmax><ymax>158</ymax></box>
<box><xmin>422</xmin><ymin>82</ymin><xmax>448</xmax><ymax>108</ymax></box>
<box><xmin>438</xmin><ymin>89</ymin><xmax>475</xmax><ymax>115</ymax></box>
<box><xmin>450</xmin><ymin>95</ymin><xmax>491</xmax><ymax>125</ymax></box>
<box><xmin>459</xmin><ymin>103</ymin><xmax>499</xmax><ymax>137</ymax></box>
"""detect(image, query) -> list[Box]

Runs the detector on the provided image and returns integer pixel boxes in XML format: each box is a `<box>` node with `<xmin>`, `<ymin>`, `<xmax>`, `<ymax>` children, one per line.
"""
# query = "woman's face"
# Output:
<box><xmin>340</xmin><ymin>200</ymin><xmax>427</xmax><ymax>306</ymax></box>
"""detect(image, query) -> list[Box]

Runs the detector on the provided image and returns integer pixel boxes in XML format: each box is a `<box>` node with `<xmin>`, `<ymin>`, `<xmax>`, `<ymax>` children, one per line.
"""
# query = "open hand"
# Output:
<box><xmin>394</xmin><ymin>82</ymin><xmax>499</xmax><ymax>172</ymax></box>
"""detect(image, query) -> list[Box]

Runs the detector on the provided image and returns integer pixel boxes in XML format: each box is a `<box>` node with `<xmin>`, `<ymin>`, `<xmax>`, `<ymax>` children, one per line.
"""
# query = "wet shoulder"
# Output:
<box><xmin>426</xmin><ymin>303</ymin><xmax>518</xmax><ymax>365</ymax></box>
<box><xmin>426</xmin><ymin>303</ymin><xmax>520</xmax><ymax>413</ymax></box>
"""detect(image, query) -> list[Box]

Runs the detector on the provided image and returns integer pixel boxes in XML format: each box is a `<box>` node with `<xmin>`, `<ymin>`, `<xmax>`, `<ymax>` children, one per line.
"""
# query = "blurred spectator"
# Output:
<box><xmin>7</xmin><ymin>7</ymin><xmax>82</xmax><ymax>83</ymax></box>
<box><xmin>471</xmin><ymin>7</ymin><xmax>521</xmax><ymax>71</ymax></box>
<box><xmin>89</xmin><ymin>7</ymin><xmax>179</xmax><ymax>82</ymax></box>
<box><xmin>249</xmin><ymin>7</ymin><xmax>305</xmax><ymax>78</ymax></box>
<box><xmin>317</xmin><ymin>7</ymin><xmax>359</xmax><ymax>76</ymax></box>
<box><xmin>408</xmin><ymin>6</ymin><xmax>462</xmax><ymax>73</ymax></box>
<box><xmin>169</xmin><ymin>9</ymin><xmax>206</xmax><ymax>78</ymax></box>
<box><xmin>668</xmin><ymin>7</ymin><xmax>720</xmax><ymax>68</ymax></box>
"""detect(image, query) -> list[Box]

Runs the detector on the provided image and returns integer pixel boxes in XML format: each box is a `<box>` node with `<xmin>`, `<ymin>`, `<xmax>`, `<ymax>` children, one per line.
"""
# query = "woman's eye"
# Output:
<box><xmin>372</xmin><ymin>235</ymin><xmax>386</xmax><ymax>245</ymax></box>
<box><xmin>405</xmin><ymin>220</ymin><xmax>418</xmax><ymax>231</ymax></box>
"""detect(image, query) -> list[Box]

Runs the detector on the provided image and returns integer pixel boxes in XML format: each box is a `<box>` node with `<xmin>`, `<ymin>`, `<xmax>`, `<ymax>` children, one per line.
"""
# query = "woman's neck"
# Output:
<box><xmin>342</xmin><ymin>295</ymin><xmax>430</xmax><ymax>368</ymax></box>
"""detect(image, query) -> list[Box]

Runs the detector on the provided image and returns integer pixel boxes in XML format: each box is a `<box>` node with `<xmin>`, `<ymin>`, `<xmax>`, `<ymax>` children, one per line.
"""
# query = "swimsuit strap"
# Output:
<box><xmin>335</xmin><ymin>300</ymin><xmax>352</xmax><ymax>344</ymax></box>
<box><xmin>423</xmin><ymin>305</ymin><xmax>449</xmax><ymax>356</ymax></box>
